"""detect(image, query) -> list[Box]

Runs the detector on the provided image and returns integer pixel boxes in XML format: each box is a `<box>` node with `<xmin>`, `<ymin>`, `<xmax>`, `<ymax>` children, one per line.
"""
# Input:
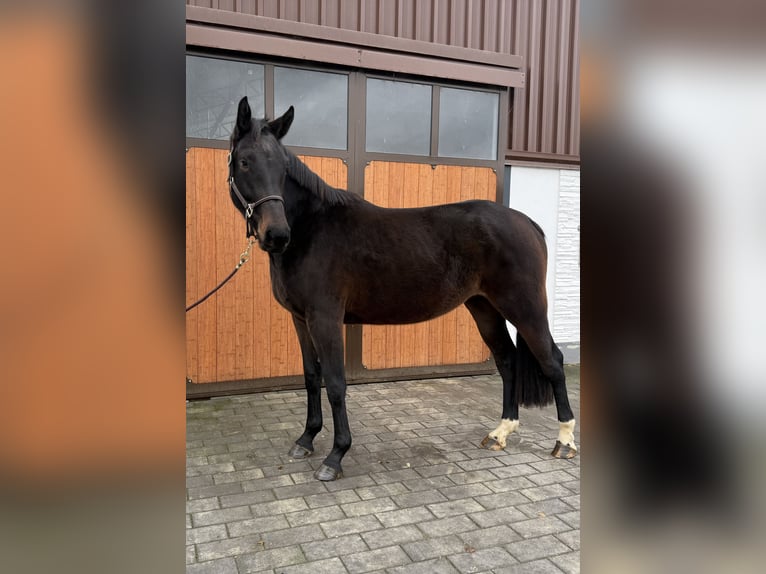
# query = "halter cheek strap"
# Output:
<box><xmin>227</xmin><ymin>150</ymin><xmax>284</xmax><ymax>239</ymax></box>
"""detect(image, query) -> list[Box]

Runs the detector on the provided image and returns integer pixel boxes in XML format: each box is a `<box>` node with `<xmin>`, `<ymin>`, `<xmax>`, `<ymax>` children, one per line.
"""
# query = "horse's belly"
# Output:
<box><xmin>345</xmin><ymin>289</ymin><xmax>470</xmax><ymax>325</ymax></box>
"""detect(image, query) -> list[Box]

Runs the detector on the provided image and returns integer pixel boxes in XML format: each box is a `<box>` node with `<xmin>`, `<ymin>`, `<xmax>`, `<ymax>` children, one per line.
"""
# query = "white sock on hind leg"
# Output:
<box><xmin>557</xmin><ymin>419</ymin><xmax>576</xmax><ymax>448</ymax></box>
<box><xmin>488</xmin><ymin>418</ymin><xmax>519</xmax><ymax>448</ymax></box>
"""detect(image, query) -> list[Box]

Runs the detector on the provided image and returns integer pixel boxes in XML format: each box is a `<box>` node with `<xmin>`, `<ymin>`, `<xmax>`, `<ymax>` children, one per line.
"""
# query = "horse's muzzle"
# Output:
<box><xmin>261</xmin><ymin>227</ymin><xmax>291</xmax><ymax>253</ymax></box>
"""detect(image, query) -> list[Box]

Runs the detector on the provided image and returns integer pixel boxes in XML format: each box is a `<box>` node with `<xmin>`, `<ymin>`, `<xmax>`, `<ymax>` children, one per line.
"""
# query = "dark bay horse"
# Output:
<box><xmin>228</xmin><ymin>97</ymin><xmax>576</xmax><ymax>481</ymax></box>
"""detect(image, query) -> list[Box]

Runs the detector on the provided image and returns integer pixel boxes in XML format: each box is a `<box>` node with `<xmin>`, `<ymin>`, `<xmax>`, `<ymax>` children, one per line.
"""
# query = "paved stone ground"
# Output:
<box><xmin>187</xmin><ymin>366</ymin><xmax>580</xmax><ymax>574</ymax></box>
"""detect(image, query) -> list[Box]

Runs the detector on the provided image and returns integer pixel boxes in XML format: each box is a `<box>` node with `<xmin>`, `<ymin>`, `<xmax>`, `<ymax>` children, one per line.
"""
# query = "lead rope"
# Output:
<box><xmin>185</xmin><ymin>236</ymin><xmax>256</xmax><ymax>312</ymax></box>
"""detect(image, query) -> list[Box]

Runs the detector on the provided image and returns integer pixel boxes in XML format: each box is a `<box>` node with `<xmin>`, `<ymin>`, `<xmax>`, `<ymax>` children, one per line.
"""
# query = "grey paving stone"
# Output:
<box><xmin>550</xmin><ymin>551</ymin><xmax>580</xmax><ymax>574</ymax></box>
<box><xmin>251</xmin><ymin>497</ymin><xmax>309</xmax><ymax>517</ymax></box>
<box><xmin>301</xmin><ymin>534</ymin><xmax>368</xmax><ymax>560</ymax></box>
<box><xmin>192</xmin><ymin>506</ymin><xmax>252</xmax><ymax>527</ymax></box>
<box><xmin>376</xmin><ymin>506</ymin><xmax>435</xmax><ymax>528</ymax></box>
<box><xmin>360</xmin><ymin>524</ymin><xmax>423</xmax><ymax>550</ymax></box>
<box><xmin>510</xmin><ymin>516</ymin><xmax>572</xmax><ymax>539</ymax></box>
<box><xmin>415</xmin><ymin>462</ymin><xmax>461</xmax><ymax>478</ymax></box>
<box><xmin>401</xmin><ymin>535</ymin><xmax>464</xmax><ymax>561</ymax></box>
<box><xmin>446</xmin><ymin>547</ymin><xmax>517</xmax><ymax>573</ymax></box>
<box><xmin>444</xmin><ymin>470</ymin><xmax>497</xmax><ymax>486</ymax></box>
<box><xmin>272</xmin><ymin>481</ymin><xmax>329</xmax><ymax>500</ymax></box>
<box><xmin>369</xmin><ymin>469</ymin><xmax>420</xmax><ymax>484</ymax></box>
<box><xmin>555</xmin><ymin>529</ymin><xmax>580</xmax><ymax>551</ymax></box>
<box><xmin>305</xmin><ymin>489</ymin><xmax>362</xmax><ymax>509</ymax></box>
<box><xmin>240</xmin><ymin>475</ymin><xmax>295</xmax><ymax>492</ymax></box>
<box><xmin>187</xmin><ymin>544</ymin><xmax>196</xmax><ymax>564</ymax></box>
<box><xmin>455</xmin><ymin>457</ymin><xmax>504</xmax><ymax>472</ymax></box>
<box><xmin>438</xmin><ymin>483</ymin><xmax>493</xmax><ymax>500</ymax></box>
<box><xmin>301</xmin><ymin>534</ymin><xmax>369</xmax><ymax>560</ymax></box>
<box><xmin>354</xmin><ymin>482</ymin><xmax>410</xmax><ymax>500</ymax></box>
<box><xmin>219</xmin><ymin>490</ymin><xmax>277</xmax><ymax>508</ymax></box>
<box><xmin>417</xmin><ymin>515</ymin><xmax>478</xmax><ymax>537</ymax></box>
<box><xmin>505</xmin><ymin>534</ymin><xmax>571</xmax><ymax>562</ymax></box>
<box><xmin>557</xmin><ymin>511</ymin><xmax>580</xmax><ymax>529</ymax></box>
<box><xmin>472</xmin><ymin>490</ymin><xmax>532</xmax><ymax>511</ymax></box>
<box><xmin>187</xmin><ymin>463</ymin><xmax>236</xmax><ymax>477</ymax></box>
<box><xmin>285</xmin><ymin>505</ymin><xmax>345</xmax><ymax>527</ymax></box>
<box><xmin>187</xmin><ymin>475</ymin><xmax>216</xmax><ymax>488</ymax></box>
<box><xmin>468</xmin><ymin>507</ymin><xmax>528</xmax><ymax>528</ymax></box>
<box><xmin>187</xmin><ymin>524</ymin><xmax>228</xmax><ymax>545</ymax></box>
<box><xmin>529</xmin><ymin>460</ymin><xmax>576</xmax><ymax>473</ymax></box>
<box><xmin>279</xmin><ymin>557</ymin><xmax>348</xmax><ymax>574</ymax></box>
<box><xmin>457</xmin><ymin>524</ymin><xmax>521</xmax><ymax>550</ymax></box>
<box><xmin>341</xmin><ymin>545</ymin><xmax>411</xmax><ymax>574</ymax></box>
<box><xmin>561</xmin><ymin>494</ymin><xmax>580</xmax><ymax>510</ymax></box>
<box><xmin>401</xmin><ymin>475</ymin><xmax>456</xmax><ymax>492</ymax></box>
<box><xmin>197</xmin><ymin>534</ymin><xmax>270</xmax><ymax>562</ymax></box>
<box><xmin>426</xmin><ymin>498</ymin><xmax>485</xmax><ymax>518</ymax></box>
<box><xmin>187</xmin><ymin>497</ymin><xmax>221</xmax><ymax>513</ymax></box>
<box><xmin>227</xmin><ymin>515</ymin><xmax>290</xmax><ymax>538</ymax></box>
<box><xmin>186</xmin><ymin>557</ymin><xmax>238</xmax><ymax>574</ymax></box>
<box><xmin>320</xmin><ymin>515</ymin><xmax>383</xmax><ymax>537</ymax></box>
<box><xmin>236</xmin><ymin>545</ymin><xmax>305</xmax><ymax>573</ymax></box>
<box><xmin>342</xmin><ymin>496</ymin><xmax>398</xmax><ymax>517</ymax></box>
<box><xmin>528</xmin><ymin>470</ymin><xmax>577</xmax><ymax>486</ymax></box>
<box><xmin>387</xmin><ymin>556</ymin><xmax>460</xmax><ymax>574</ymax></box>
<box><xmin>391</xmin><ymin>489</ymin><xmax>448</xmax><ymax>508</ymax></box>
<box><xmin>188</xmin><ymin>482</ymin><xmax>244</xmax><ymax>500</ymax></box>
<box><xmin>521</xmin><ymin>484</ymin><xmax>575</xmax><ymax>502</ymax></box>
<box><xmin>259</xmin><ymin>524</ymin><xmax>325</xmax><ymax>550</ymax></box>
<box><xmin>493</xmin><ymin>558</ymin><xmax>565</xmax><ymax>574</ymax></box>
<box><xmin>516</xmin><ymin>498</ymin><xmax>575</xmax><ymax>519</ymax></box>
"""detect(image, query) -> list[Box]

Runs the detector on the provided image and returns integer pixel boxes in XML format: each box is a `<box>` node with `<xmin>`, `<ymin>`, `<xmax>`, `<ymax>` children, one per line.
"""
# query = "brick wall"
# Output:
<box><xmin>553</xmin><ymin>169</ymin><xmax>580</xmax><ymax>343</ymax></box>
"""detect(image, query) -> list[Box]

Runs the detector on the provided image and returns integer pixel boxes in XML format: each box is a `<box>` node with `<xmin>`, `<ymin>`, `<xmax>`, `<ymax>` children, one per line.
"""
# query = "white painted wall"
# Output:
<box><xmin>505</xmin><ymin>166</ymin><xmax>580</xmax><ymax>345</ymax></box>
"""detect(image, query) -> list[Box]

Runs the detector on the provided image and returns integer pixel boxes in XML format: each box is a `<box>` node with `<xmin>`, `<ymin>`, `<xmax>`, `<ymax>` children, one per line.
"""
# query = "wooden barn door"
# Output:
<box><xmin>186</xmin><ymin>147</ymin><xmax>347</xmax><ymax>388</ymax></box>
<box><xmin>360</xmin><ymin>161</ymin><xmax>494</xmax><ymax>371</ymax></box>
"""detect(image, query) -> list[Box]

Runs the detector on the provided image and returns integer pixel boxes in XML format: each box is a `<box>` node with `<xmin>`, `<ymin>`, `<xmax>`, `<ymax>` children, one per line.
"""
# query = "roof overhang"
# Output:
<box><xmin>186</xmin><ymin>6</ymin><xmax>525</xmax><ymax>89</ymax></box>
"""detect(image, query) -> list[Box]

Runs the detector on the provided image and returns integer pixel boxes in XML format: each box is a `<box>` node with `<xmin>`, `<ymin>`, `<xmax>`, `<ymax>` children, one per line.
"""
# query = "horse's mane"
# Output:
<box><xmin>284</xmin><ymin>150</ymin><xmax>360</xmax><ymax>206</ymax></box>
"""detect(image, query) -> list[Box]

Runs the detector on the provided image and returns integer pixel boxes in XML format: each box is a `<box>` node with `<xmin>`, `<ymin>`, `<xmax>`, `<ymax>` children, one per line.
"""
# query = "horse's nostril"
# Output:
<box><xmin>265</xmin><ymin>228</ymin><xmax>290</xmax><ymax>248</ymax></box>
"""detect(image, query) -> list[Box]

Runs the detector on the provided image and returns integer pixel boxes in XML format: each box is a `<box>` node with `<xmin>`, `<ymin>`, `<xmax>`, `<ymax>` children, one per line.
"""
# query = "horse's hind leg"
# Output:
<box><xmin>288</xmin><ymin>315</ymin><xmax>322</xmax><ymax>459</ymax></box>
<box><xmin>516</xmin><ymin>317</ymin><xmax>577</xmax><ymax>459</ymax></box>
<box><xmin>465</xmin><ymin>297</ymin><xmax>520</xmax><ymax>451</ymax></box>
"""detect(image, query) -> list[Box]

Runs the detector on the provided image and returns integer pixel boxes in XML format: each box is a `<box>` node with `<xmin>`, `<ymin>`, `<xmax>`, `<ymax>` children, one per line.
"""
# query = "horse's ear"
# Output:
<box><xmin>267</xmin><ymin>106</ymin><xmax>294</xmax><ymax>140</ymax></box>
<box><xmin>234</xmin><ymin>96</ymin><xmax>252</xmax><ymax>139</ymax></box>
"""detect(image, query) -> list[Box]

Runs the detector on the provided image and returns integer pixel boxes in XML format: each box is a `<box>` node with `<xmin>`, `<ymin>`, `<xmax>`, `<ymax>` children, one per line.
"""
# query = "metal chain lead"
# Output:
<box><xmin>237</xmin><ymin>236</ymin><xmax>256</xmax><ymax>268</ymax></box>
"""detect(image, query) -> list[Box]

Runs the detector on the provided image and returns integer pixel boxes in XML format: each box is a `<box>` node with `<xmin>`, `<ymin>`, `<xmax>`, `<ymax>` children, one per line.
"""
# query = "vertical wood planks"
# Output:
<box><xmin>186</xmin><ymin>149</ymin><xmax>199</xmax><ymax>382</ymax></box>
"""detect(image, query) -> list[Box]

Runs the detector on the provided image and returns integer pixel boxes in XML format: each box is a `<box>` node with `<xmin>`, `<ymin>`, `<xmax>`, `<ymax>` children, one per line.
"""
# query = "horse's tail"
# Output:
<box><xmin>514</xmin><ymin>333</ymin><xmax>555</xmax><ymax>408</ymax></box>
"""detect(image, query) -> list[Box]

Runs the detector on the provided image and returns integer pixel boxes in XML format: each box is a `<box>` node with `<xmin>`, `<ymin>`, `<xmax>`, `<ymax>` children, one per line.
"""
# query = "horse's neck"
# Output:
<box><xmin>284</xmin><ymin>153</ymin><xmax>332</xmax><ymax>217</ymax></box>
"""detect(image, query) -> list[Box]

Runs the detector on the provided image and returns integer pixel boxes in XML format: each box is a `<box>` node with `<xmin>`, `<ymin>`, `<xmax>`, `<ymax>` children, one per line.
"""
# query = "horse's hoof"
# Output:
<box><xmin>288</xmin><ymin>443</ymin><xmax>313</xmax><ymax>459</ymax></box>
<box><xmin>314</xmin><ymin>464</ymin><xmax>343</xmax><ymax>481</ymax></box>
<box><xmin>551</xmin><ymin>440</ymin><xmax>577</xmax><ymax>459</ymax></box>
<box><xmin>479</xmin><ymin>435</ymin><xmax>506</xmax><ymax>451</ymax></box>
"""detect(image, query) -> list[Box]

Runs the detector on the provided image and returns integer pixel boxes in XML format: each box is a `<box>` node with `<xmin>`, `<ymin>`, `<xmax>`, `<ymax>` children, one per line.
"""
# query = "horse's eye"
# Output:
<box><xmin>239</xmin><ymin>159</ymin><xmax>248</xmax><ymax>169</ymax></box>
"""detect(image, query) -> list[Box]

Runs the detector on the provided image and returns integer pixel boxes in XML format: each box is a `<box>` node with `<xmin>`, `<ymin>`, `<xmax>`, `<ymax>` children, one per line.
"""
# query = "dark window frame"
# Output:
<box><xmin>186</xmin><ymin>50</ymin><xmax>503</xmax><ymax>169</ymax></box>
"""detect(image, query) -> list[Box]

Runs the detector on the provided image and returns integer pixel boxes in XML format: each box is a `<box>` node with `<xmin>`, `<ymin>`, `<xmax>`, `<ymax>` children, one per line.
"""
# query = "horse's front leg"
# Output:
<box><xmin>306</xmin><ymin>312</ymin><xmax>350</xmax><ymax>481</ymax></box>
<box><xmin>288</xmin><ymin>315</ymin><xmax>322</xmax><ymax>459</ymax></box>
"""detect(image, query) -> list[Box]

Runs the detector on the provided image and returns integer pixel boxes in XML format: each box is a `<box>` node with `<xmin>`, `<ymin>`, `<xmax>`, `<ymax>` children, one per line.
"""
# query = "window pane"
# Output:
<box><xmin>274</xmin><ymin>67</ymin><xmax>348</xmax><ymax>150</ymax></box>
<box><xmin>366</xmin><ymin>79</ymin><xmax>431</xmax><ymax>155</ymax></box>
<box><xmin>186</xmin><ymin>55</ymin><xmax>265</xmax><ymax>140</ymax></box>
<box><xmin>438</xmin><ymin>87</ymin><xmax>499</xmax><ymax>160</ymax></box>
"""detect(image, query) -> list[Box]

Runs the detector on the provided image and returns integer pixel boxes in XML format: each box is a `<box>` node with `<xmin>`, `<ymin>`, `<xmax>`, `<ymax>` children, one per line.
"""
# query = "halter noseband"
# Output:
<box><xmin>227</xmin><ymin>150</ymin><xmax>285</xmax><ymax>239</ymax></box>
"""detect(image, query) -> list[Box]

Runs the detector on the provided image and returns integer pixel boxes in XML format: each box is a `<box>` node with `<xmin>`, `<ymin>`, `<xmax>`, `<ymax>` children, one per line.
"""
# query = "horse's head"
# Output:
<box><xmin>229</xmin><ymin>96</ymin><xmax>294</xmax><ymax>253</ymax></box>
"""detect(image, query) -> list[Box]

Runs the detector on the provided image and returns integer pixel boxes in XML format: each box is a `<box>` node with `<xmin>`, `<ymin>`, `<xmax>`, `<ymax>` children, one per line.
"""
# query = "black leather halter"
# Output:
<box><xmin>227</xmin><ymin>150</ymin><xmax>284</xmax><ymax>239</ymax></box>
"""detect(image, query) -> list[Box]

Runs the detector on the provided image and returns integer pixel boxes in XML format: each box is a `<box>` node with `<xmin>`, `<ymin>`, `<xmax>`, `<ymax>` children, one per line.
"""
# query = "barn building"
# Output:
<box><xmin>186</xmin><ymin>0</ymin><xmax>580</xmax><ymax>397</ymax></box>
